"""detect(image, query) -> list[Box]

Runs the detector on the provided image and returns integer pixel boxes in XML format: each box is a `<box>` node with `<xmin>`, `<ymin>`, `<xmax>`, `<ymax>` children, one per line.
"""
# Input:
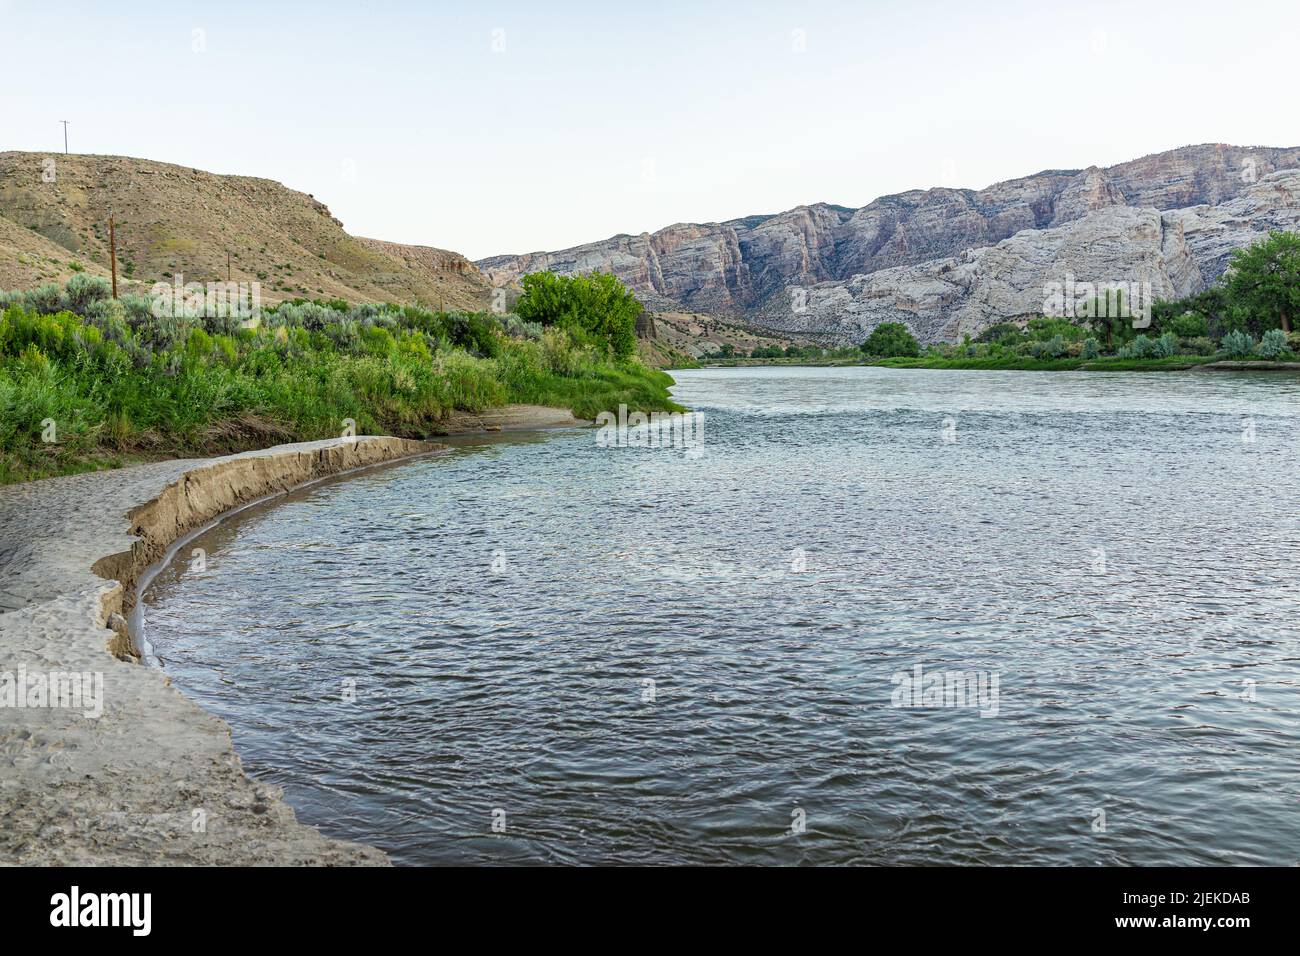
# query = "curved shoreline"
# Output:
<box><xmin>0</xmin><ymin>435</ymin><xmax>450</xmax><ymax>865</ymax></box>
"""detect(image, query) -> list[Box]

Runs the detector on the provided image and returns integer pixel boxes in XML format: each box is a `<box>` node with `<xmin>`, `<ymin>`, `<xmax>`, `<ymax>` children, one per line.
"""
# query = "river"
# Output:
<box><xmin>142</xmin><ymin>366</ymin><xmax>1300</xmax><ymax>864</ymax></box>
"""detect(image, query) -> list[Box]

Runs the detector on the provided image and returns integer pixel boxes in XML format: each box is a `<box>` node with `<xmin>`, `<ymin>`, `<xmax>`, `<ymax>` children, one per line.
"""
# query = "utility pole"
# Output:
<box><xmin>60</xmin><ymin>121</ymin><xmax>69</xmax><ymax>154</ymax></box>
<box><xmin>108</xmin><ymin>212</ymin><xmax>118</xmax><ymax>299</ymax></box>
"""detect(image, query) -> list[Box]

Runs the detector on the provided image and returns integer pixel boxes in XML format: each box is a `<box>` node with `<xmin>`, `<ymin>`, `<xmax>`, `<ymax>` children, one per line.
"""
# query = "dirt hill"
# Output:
<box><xmin>0</xmin><ymin>151</ymin><xmax>491</xmax><ymax>309</ymax></box>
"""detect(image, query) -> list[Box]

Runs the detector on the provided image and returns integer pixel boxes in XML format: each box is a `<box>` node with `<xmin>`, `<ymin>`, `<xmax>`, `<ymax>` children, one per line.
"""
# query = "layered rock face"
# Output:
<box><xmin>760</xmin><ymin>171</ymin><xmax>1300</xmax><ymax>344</ymax></box>
<box><xmin>477</xmin><ymin>144</ymin><xmax>1300</xmax><ymax>342</ymax></box>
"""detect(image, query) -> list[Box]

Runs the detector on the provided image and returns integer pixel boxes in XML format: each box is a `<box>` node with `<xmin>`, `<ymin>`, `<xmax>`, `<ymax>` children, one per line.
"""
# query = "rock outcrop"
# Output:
<box><xmin>753</xmin><ymin>171</ymin><xmax>1300</xmax><ymax>344</ymax></box>
<box><xmin>477</xmin><ymin>144</ymin><xmax>1300</xmax><ymax>342</ymax></box>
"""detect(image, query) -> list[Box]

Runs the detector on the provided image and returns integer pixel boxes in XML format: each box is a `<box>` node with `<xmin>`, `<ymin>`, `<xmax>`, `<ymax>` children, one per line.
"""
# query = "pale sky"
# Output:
<box><xmin>4</xmin><ymin>0</ymin><xmax>1298</xmax><ymax>260</ymax></box>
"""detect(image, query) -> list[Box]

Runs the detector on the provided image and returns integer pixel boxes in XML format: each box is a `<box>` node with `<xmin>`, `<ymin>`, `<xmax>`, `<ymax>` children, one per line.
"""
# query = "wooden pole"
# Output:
<box><xmin>108</xmin><ymin>213</ymin><xmax>118</xmax><ymax>299</ymax></box>
<box><xmin>227</xmin><ymin>250</ymin><xmax>232</xmax><ymax>282</ymax></box>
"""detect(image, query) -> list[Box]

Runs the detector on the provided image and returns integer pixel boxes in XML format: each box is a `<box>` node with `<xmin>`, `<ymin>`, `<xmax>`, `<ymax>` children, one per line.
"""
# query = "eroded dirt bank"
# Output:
<box><xmin>0</xmin><ymin>436</ymin><xmax>442</xmax><ymax>865</ymax></box>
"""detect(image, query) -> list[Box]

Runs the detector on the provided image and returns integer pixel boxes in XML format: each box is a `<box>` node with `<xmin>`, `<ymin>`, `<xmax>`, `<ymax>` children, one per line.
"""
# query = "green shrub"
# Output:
<box><xmin>1119</xmin><ymin>334</ymin><xmax>1155</xmax><ymax>359</ymax></box>
<box><xmin>1168</xmin><ymin>311</ymin><xmax>1208</xmax><ymax>338</ymax></box>
<box><xmin>1153</xmin><ymin>332</ymin><xmax>1177</xmax><ymax>358</ymax></box>
<box><xmin>63</xmin><ymin>274</ymin><xmax>112</xmax><ymax>312</ymax></box>
<box><xmin>1221</xmin><ymin>329</ymin><xmax>1255</xmax><ymax>358</ymax></box>
<box><xmin>514</xmin><ymin>271</ymin><xmax>640</xmax><ymax>359</ymax></box>
<box><xmin>1257</xmin><ymin>328</ymin><xmax>1288</xmax><ymax>359</ymax></box>
<box><xmin>23</xmin><ymin>284</ymin><xmax>63</xmax><ymax>314</ymax></box>
<box><xmin>1043</xmin><ymin>335</ymin><xmax>1068</xmax><ymax>358</ymax></box>
<box><xmin>1081</xmin><ymin>337</ymin><xmax>1100</xmax><ymax>359</ymax></box>
<box><xmin>975</xmin><ymin>322</ymin><xmax>1024</xmax><ymax>345</ymax></box>
<box><xmin>861</xmin><ymin>322</ymin><xmax>921</xmax><ymax>358</ymax></box>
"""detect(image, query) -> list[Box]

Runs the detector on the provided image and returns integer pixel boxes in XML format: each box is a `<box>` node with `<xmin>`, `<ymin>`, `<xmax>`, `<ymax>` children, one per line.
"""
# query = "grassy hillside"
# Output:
<box><xmin>0</xmin><ymin>151</ymin><xmax>491</xmax><ymax>309</ymax></box>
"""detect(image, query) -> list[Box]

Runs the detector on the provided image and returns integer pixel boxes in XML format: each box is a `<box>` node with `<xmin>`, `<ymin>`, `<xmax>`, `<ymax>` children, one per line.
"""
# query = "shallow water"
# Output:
<box><xmin>143</xmin><ymin>366</ymin><xmax>1300</xmax><ymax>864</ymax></box>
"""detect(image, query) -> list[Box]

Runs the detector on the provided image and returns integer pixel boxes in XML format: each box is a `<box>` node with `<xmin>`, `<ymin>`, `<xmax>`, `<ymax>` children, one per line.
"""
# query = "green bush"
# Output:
<box><xmin>63</xmin><ymin>274</ymin><xmax>112</xmax><ymax>312</ymax></box>
<box><xmin>1221</xmin><ymin>329</ymin><xmax>1255</xmax><ymax>358</ymax></box>
<box><xmin>861</xmin><ymin>322</ymin><xmax>921</xmax><ymax>358</ymax></box>
<box><xmin>1119</xmin><ymin>334</ymin><xmax>1155</xmax><ymax>359</ymax></box>
<box><xmin>1257</xmin><ymin>328</ymin><xmax>1288</xmax><ymax>359</ymax></box>
<box><xmin>976</xmin><ymin>322</ymin><xmax>1024</xmax><ymax>345</ymax></box>
<box><xmin>514</xmin><ymin>271</ymin><xmax>640</xmax><ymax>359</ymax></box>
<box><xmin>1026</xmin><ymin>335</ymin><xmax>1069</xmax><ymax>359</ymax></box>
<box><xmin>1168</xmin><ymin>311</ymin><xmax>1208</xmax><ymax>338</ymax></box>
<box><xmin>1081</xmin><ymin>337</ymin><xmax>1100</xmax><ymax>359</ymax></box>
<box><xmin>23</xmin><ymin>284</ymin><xmax>63</xmax><ymax>314</ymax></box>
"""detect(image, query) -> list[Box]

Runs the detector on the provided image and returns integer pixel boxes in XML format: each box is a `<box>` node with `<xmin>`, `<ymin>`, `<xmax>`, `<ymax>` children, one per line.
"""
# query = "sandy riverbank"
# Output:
<box><xmin>0</xmin><ymin>435</ymin><xmax>452</xmax><ymax>865</ymax></box>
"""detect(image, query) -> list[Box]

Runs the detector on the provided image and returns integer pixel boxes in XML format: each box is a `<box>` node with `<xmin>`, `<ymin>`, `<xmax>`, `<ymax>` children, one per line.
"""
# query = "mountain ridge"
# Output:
<box><xmin>477</xmin><ymin>143</ymin><xmax>1300</xmax><ymax>341</ymax></box>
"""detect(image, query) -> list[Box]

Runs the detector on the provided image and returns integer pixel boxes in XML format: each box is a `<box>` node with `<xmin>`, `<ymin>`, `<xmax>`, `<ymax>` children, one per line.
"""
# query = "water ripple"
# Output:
<box><xmin>143</xmin><ymin>367</ymin><xmax>1300</xmax><ymax>865</ymax></box>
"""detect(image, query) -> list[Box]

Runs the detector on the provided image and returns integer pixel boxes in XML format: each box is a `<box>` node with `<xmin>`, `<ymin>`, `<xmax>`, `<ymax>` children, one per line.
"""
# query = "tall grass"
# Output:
<box><xmin>0</xmin><ymin>284</ymin><xmax>679</xmax><ymax>483</ymax></box>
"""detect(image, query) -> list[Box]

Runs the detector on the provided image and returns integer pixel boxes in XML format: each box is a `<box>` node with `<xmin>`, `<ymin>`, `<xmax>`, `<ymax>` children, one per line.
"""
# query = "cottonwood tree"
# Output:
<box><xmin>1226</xmin><ymin>230</ymin><xmax>1300</xmax><ymax>333</ymax></box>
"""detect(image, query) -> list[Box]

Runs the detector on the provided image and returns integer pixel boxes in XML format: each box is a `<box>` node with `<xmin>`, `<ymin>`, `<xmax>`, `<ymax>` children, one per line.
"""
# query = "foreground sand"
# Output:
<box><xmin>0</xmin><ymin>435</ymin><xmax>456</xmax><ymax>865</ymax></box>
<box><xmin>1</xmin><ymin>405</ymin><xmax>585</xmax><ymax>865</ymax></box>
<box><xmin>0</xmin><ymin>439</ymin><xmax>457</xmax><ymax>868</ymax></box>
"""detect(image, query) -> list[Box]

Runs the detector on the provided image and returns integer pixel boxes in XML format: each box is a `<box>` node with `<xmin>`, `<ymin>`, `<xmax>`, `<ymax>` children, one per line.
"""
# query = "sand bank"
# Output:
<box><xmin>0</xmin><ymin>436</ymin><xmax>446</xmax><ymax>865</ymax></box>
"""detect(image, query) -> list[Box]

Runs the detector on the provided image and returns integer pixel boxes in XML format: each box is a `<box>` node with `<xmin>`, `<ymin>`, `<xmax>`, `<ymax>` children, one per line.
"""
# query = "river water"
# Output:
<box><xmin>143</xmin><ymin>366</ymin><xmax>1300</xmax><ymax>864</ymax></box>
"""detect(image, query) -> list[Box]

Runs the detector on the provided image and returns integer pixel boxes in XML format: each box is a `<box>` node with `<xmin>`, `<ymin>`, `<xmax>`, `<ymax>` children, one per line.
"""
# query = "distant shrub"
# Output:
<box><xmin>976</xmin><ymin>321</ymin><xmax>1024</xmax><ymax>345</ymax></box>
<box><xmin>1119</xmin><ymin>334</ymin><xmax>1155</xmax><ymax>359</ymax></box>
<box><xmin>1256</xmin><ymin>328</ymin><xmax>1288</xmax><ymax>359</ymax></box>
<box><xmin>23</xmin><ymin>283</ymin><xmax>63</xmax><ymax>314</ymax></box>
<box><xmin>1081</xmin><ymin>337</ymin><xmax>1100</xmax><ymax>359</ymax></box>
<box><xmin>1168</xmin><ymin>311</ymin><xmax>1208</xmax><ymax>338</ymax></box>
<box><xmin>1043</xmin><ymin>335</ymin><xmax>1068</xmax><ymax>358</ymax></box>
<box><xmin>1153</xmin><ymin>332</ymin><xmax>1178</xmax><ymax>358</ymax></box>
<box><xmin>63</xmin><ymin>274</ymin><xmax>112</xmax><ymax>312</ymax></box>
<box><xmin>1221</xmin><ymin>329</ymin><xmax>1255</xmax><ymax>358</ymax></box>
<box><xmin>1027</xmin><ymin>317</ymin><xmax>1087</xmax><ymax>342</ymax></box>
<box><xmin>1183</xmin><ymin>336</ymin><xmax>1215</xmax><ymax>356</ymax></box>
<box><xmin>500</xmin><ymin>314</ymin><xmax>542</xmax><ymax>341</ymax></box>
<box><xmin>861</xmin><ymin>322</ymin><xmax>921</xmax><ymax>358</ymax></box>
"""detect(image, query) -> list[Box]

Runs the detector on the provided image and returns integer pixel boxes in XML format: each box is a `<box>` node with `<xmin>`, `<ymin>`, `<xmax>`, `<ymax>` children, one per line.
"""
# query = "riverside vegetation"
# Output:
<box><xmin>0</xmin><ymin>271</ymin><xmax>679</xmax><ymax>483</ymax></box>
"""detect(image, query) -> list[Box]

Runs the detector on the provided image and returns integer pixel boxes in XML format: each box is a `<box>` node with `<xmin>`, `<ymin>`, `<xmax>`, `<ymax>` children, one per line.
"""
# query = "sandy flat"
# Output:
<box><xmin>0</xmin><ymin>436</ymin><xmax>448</xmax><ymax>865</ymax></box>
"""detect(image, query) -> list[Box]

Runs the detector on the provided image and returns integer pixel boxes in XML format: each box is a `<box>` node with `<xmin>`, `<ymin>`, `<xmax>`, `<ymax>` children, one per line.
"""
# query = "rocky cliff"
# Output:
<box><xmin>758</xmin><ymin>170</ymin><xmax>1300</xmax><ymax>345</ymax></box>
<box><xmin>478</xmin><ymin>144</ymin><xmax>1300</xmax><ymax>343</ymax></box>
